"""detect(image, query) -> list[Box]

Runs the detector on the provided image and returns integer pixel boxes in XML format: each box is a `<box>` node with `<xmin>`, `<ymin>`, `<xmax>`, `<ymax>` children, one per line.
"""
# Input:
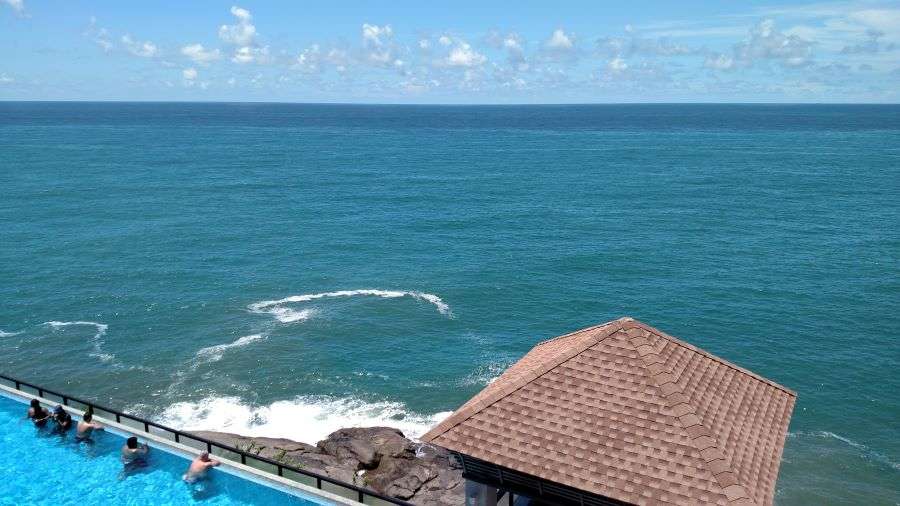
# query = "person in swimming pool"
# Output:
<box><xmin>75</xmin><ymin>410</ymin><xmax>104</xmax><ymax>441</ymax></box>
<box><xmin>183</xmin><ymin>451</ymin><xmax>221</xmax><ymax>483</ymax></box>
<box><xmin>27</xmin><ymin>399</ymin><xmax>51</xmax><ymax>427</ymax></box>
<box><xmin>52</xmin><ymin>405</ymin><xmax>73</xmax><ymax>433</ymax></box>
<box><xmin>121</xmin><ymin>436</ymin><xmax>150</xmax><ymax>467</ymax></box>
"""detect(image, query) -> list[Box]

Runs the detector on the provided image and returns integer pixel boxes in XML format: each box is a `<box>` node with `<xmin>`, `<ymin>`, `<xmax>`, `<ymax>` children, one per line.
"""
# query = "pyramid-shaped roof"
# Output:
<box><xmin>421</xmin><ymin>318</ymin><xmax>796</xmax><ymax>506</ymax></box>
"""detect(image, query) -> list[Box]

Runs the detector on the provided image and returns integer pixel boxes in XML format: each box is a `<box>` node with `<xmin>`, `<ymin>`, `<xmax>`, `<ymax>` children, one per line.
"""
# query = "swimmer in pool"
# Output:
<box><xmin>121</xmin><ymin>436</ymin><xmax>150</xmax><ymax>467</ymax></box>
<box><xmin>183</xmin><ymin>451</ymin><xmax>221</xmax><ymax>483</ymax></box>
<box><xmin>52</xmin><ymin>406</ymin><xmax>73</xmax><ymax>433</ymax></box>
<box><xmin>27</xmin><ymin>399</ymin><xmax>51</xmax><ymax>427</ymax></box>
<box><xmin>75</xmin><ymin>410</ymin><xmax>104</xmax><ymax>441</ymax></box>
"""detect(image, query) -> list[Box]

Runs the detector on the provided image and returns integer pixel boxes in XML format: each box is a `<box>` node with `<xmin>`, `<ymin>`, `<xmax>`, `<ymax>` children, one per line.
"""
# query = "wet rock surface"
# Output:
<box><xmin>193</xmin><ymin>427</ymin><xmax>463</xmax><ymax>505</ymax></box>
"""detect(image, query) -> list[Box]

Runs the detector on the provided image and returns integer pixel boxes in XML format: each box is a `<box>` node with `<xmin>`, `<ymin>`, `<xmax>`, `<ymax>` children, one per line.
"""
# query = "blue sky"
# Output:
<box><xmin>1</xmin><ymin>0</ymin><xmax>899</xmax><ymax>103</ymax></box>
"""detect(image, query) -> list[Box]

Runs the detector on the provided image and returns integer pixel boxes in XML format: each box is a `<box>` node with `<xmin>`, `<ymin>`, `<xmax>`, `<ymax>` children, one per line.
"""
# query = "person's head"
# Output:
<box><xmin>30</xmin><ymin>399</ymin><xmax>40</xmax><ymax>409</ymax></box>
<box><xmin>53</xmin><ymin>405</ymin><xmax>65</xmax><ymax>416</ymax></box>
<box><xmin>126</xmin><ymin>436</ymin><xmax>138</xmax><ymax>449</ymax></box>
<box><xmin>83</xmin><ymin>412</ymin><xmax>92</xmax><ymax>422</ymax></box>
<box><xmin>199</xmin><ymin>451</ymin><xmax>210</xmax><ymax>461</ymax></box>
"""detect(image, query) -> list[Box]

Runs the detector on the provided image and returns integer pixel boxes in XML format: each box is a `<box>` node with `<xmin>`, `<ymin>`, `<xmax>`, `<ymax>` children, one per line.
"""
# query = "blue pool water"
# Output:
<box><xmin>1</xmin><ymin>103</ymin><xmax>898</xmax><ymax>504</ymax></box>
<box><xmin>0</xmin><ymin>394</ymin><xmax>324</xmax><ymax>505</ymax></box>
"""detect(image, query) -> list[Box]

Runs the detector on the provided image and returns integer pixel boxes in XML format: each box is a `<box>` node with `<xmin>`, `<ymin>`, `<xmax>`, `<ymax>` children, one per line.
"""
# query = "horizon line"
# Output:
<box><xmin>2</xmin><ymin>99</ymin><xmax>899</xmax><ymax>106</ymax></box>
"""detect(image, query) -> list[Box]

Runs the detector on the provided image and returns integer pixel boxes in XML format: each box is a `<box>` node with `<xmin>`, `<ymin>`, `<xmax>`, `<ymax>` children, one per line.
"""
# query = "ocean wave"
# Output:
<box><xmin>0</xmin><ymin>329</ymin><xmax>21</xmax><ymax>337</ymax></box>
<box><xmin>248</xmin><ymin>289</ymin><xmax>452</xmax><ymax>323</ymax></box>
<box><xmin>155</xmin><ymin>395</ymin><xmax>451</xmax><ymax>444</ymax></box>
<box><xmin>460</xmin><ymin>361</ymin><xmax>509</xmax><ymax>387</ymax></box>
<box><xmin>194</xmin><ymin>334</ymin><xmax>266</xmax><ymax>365</ymax></box>
<box><xmin>789</xmin><ymin>431</ymin><xmax>900</xmax><ymax>471</ymax></box>
<box><xmin>43</xmin><ymin>321</ymin><xmax>114</xmax><ymax>363</ymax></box>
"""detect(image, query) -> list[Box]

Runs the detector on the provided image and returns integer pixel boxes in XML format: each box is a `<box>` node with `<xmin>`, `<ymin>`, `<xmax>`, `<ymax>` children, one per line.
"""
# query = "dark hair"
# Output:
<box><xmin>30</xmin><ymin>399</ymin><xmax>40</xmax><ymax>409</ymax></box>
<box><xmin>126</xmin><ymin>436</ymin><xmax>138</xmax><ymax>449</ymax></box>
<box><xmin>83</xmin><ymin>412</ymin><xmax>92</xmax><ymax>422</ymax></box>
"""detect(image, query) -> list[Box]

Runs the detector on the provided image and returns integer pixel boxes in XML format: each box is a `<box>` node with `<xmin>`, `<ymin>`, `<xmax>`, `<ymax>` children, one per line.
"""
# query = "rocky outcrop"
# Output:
<box><xmin>192</xmin><ymin>427</ymin><xmax>463</xmax><ymax>505</ymax></box>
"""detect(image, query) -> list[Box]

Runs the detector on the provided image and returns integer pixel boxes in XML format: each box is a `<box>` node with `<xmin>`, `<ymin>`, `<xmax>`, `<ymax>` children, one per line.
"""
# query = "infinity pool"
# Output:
<box><xmin>0</xmin><ymin>394</ymin><xmax>330</xmax><ymax>505</ymax></box>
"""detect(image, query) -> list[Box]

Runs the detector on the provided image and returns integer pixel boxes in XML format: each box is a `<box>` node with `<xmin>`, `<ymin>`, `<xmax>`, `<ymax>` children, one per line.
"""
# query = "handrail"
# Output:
<box><xmin>0</xmin><ymin>372</ymin><xmax>413</xmax><ymax>506</ymax></box>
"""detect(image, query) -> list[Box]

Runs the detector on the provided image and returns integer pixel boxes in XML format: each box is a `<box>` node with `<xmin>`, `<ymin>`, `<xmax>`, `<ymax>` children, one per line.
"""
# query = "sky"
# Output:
<box><xmin>1</xmin><ymin>0</ymin><xmax>899</xmax><ymax>103</ymax></box>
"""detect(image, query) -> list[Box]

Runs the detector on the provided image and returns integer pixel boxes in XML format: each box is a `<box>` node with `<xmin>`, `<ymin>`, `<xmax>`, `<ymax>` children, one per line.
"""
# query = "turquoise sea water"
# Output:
<box><xmin>0</xmin><ymin>394</ymin><xmax>320</xmax><ymax>505</ymax></box>
<box><xmin>0</xmin><ymin>103</ymin><xmax>898</xmax><ymax>504</ymax></box>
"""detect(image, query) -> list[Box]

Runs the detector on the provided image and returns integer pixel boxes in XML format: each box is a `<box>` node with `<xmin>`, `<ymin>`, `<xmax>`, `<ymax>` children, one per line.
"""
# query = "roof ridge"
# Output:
<box><xmin>420</xmin><ymin>319</ymin><xmax>628</xmax><ymax>443</ymax></box>
<box><xmin>532</xmin><ymin>319</ymin><xmax>627</xmax><ymax>348</ymax></box>
<box><xmin>619</xmin><ymin>323</ymin><xmax>758</xmax><ymax>505</ymax></box>
<box><xmin>629</xmin><ymin>321</ymin><xmax>797</xmax><ymax>397</ymax></box>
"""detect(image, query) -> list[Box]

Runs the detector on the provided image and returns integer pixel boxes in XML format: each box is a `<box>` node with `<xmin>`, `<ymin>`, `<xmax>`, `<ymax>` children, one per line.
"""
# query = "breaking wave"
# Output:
<box><xmin>43</xmin><ymin>320</ymin><xmax>114</xmax><ymax>363</ymax></box>
<box><xmin>156</xmin><ymin>395</ymin><xmax>451</xmax><ymax>445</ymax></box>
<box><xmin>0</xmin><ymin>329</ymin><xmax>21</xmax><ymax>337</ymax></box>
<box><xmin>194</xmin><ymin>334</ymin><xmax>266</xmax><ymax>365</ymax></box>
<box><xmin>248</xmin><ymin>289</ymin><xmax>452</xmax><ymax>323</ymax></box>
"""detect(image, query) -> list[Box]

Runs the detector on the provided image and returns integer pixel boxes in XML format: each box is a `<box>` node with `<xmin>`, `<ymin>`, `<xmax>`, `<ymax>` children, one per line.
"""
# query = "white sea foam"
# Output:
<box><xmin>156</xmin><ymin>395</ymin><xmax>452</xmax><ymax>444</ymax></box>
<box><xmin>0</xmin><ymin>329</ymin><xmax>21</xmax><ymax>337</ymax></box>
<box><xmin>248</xmin><ymin>289</ymin><xmax>452</xmax><ymax>323</ymax></box>
<box><xmin>789</xmin><ymin>430</ymin><xmax>900</xmax><ymax>471</ymax></box>
<box><xmin>460</xmin><ymin>361</ymin><xmax>509</xmax><ymax>386</ymax></box>
<box><xmin>43</xmin><ymin>321</ymin><xmax>114</xmax><ymax>363</ymax></box>
<box><xmin>194</xmin><ymin>334</ymin><xmax>266</xmax><ymax>364</ymax></box>
<box><xmin>267</xmin><ymin>307</ymin><xmax>317</xmax><ymax>324</ymax></box>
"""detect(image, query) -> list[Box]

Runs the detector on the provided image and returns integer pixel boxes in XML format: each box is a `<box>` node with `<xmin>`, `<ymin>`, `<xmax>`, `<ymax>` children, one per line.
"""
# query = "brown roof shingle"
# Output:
<box><xmin>421</xmin><ymin>317</ymin><xmax>796</xmax><ymax>506</ymax></box>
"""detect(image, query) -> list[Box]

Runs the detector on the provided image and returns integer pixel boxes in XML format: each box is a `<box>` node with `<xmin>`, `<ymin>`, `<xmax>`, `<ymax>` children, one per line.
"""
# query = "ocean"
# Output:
<box><xmin>1</xmin><ymin>102</ymin><xmax>897</xmax><ymax>504</ymax></box>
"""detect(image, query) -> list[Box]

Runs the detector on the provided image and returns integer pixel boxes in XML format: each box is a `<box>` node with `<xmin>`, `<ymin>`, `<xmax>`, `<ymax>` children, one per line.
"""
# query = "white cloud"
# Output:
<box><xmin>734</xmin><ymin>19</ymin><xmax>813</xmax><ymax>68</ymax></box>
<box><xmin>0</xmin><ymin>73</ymin><xmax>14</xmax><ymax>84</ymax></box>
<box><xmin>294</xmin><ymin>44</ymin><xmax>322</xmax><ymax>73</ymax></box>
<box><xmin>418</xmin><ymin>39</ymin><xmax>431</xmax><ymax>50</ymax></box>
<box><xmin>849</xmin><ymin>9</ymin><xmax>900</xmax><ymax>34</ymax></box>
<box><xmin>361</xmin><ymin>23</ymin><xmax>403</xmax><ymax>68</ymax></box>
<box><xmin>219</xmin><ymin>6</ymin><xmax>257</xmax><ymax>46</ymax></box>
<box><xmin>181</xmin><ymin>43</ymin><xmax>222</xmax><ymax>63</ymax></box>
<box><xmin>86</xmin><ymin>17</ymin><xmax>114</xmax><ymax>52</ymax></box>
<box><xmin>546</xmin><ymin>29</ymin><xmax>574</xmax><ymax>50</ymax></box>
<box><xmin>704</xmin><ymin>53</ymin><xmax>735</xmax><ymax>70</ymax></box>
<box><xmin>596</xmin><ymin>34</ymin><xmax>692</xmax><ymax>57</ymax></box>
<box><xmin>183</xmin><ymin>68</ymin><xmax>198</xmax><ymax>80</ymax></box>
<box><xmin>232</xmin><ymin>45</ymin><xmax>270</xmax><ymax>64</ymax></box>
<box><xmin>2</xmin><ymin>0</ymin><xmax>24</xmax><ymax>15</ymax></box>
<box><xmin>446</xmin><ymin>42</ymin><xmax>487</xmax><ymax>67</ymax></box>
<box><xmin>607</xmin><ymin>57</ymin><xmax>628</xmax><ymax>72</ymax></box>
<box><xmin>438</xmin><ymin>35</ymin><xmax>453</xmax><ymax>46</ymax></box>
<box><xmin>121</xmin><ymin>34</ymin><xmax>159</xmax><ymax>58</ymax></box>
<box><xmin>362</xmin><ymin>23</ymin><xmax>392</xmax><ymax>46</ymax></box>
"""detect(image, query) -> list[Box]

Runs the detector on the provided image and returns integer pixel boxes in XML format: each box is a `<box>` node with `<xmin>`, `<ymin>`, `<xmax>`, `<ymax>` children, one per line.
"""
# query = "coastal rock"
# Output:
<box><xmin>195</xmin><ymin>427</ymin><xmax>463</xmax><ymax>505</ymax></box>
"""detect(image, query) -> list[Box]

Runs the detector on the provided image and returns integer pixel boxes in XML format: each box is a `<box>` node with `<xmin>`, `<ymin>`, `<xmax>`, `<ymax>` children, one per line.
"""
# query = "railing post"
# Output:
<box><xmin>316</xmin><ymin>477</ymin><xmax>322</xmax><ymax>489</ymax></box>
<box><xmin>116</xmin><ymin>413</ymin><xmax>121</xmax><ymax>423</ymax></box>
<box><xmin>358</xmin><ymin>490</ymin><xmax>364</xmax><ymax>502</ymax></box>
<box><xmin>175</xmin><ymin>433</ymin><xmax>180</xmax><ymax>443</ymax></box>
<box><xmin>207</xmin><ymin>442</ymin><xmax>212</xmax><ymax>453</ymax></box>
<box><xmin>144</xmin><ymin>421</ymin><xmax>149</xmax><ymax>432</ymax></box>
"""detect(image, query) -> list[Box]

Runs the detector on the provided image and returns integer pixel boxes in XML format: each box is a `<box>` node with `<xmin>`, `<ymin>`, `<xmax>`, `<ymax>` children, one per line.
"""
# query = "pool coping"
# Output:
<box><xmin>0</xmin><ymin>383</ymin><xmax>359</xmax><ymax>506</ymax></box>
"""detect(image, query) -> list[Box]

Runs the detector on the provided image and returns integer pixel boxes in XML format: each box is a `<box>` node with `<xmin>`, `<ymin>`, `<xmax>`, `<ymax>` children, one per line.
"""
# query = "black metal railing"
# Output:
<box><xmin>0</xmin><ymin>372</ymin><xmax>412</xmax><ymax>506</ymax></box>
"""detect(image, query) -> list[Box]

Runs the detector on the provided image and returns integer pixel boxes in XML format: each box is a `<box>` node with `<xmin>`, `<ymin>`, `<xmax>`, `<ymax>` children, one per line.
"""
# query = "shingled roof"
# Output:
<box><xmin>422</xmin><ymin>317</ymin><xmax>796</xmax><ymax>506</ymax></box>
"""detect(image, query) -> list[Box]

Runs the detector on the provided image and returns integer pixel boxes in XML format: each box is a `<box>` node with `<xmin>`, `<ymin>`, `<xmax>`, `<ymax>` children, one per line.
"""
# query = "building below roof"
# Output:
<box><xmin>421</xmin><ymin>317</ymin><xmax>796</xmax><ymax>506</ymax></box>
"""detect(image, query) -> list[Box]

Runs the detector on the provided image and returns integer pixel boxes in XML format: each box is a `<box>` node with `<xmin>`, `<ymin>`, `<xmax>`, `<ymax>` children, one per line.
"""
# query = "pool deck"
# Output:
<box><xmin>0</xmin><ymin>382</ymin><xmax>359</xmax><ymax>506</ymax></box>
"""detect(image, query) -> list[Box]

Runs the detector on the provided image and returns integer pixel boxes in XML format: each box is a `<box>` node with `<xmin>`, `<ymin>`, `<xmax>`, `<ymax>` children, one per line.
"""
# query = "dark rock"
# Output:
<box><xmin>194</xmin><ymin>427</ymin><xmax>464</xmax><ymax>505</ymax></box>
